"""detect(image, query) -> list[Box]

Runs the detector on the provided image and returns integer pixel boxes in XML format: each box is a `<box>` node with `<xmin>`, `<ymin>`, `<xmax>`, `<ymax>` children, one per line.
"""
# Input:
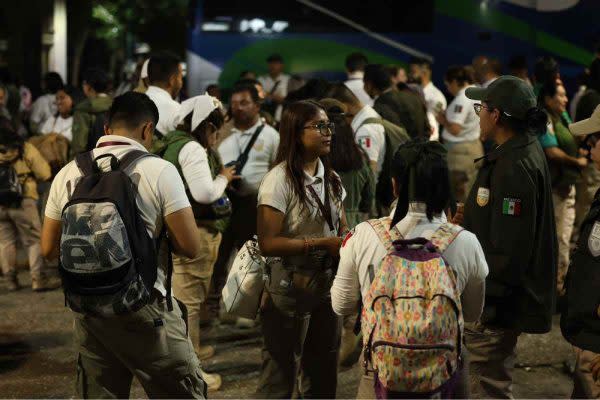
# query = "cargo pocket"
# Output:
<box><xmin>125</xmin><ymin>305</ymin><xmax>170</xmax><ymax>361</ymax></box>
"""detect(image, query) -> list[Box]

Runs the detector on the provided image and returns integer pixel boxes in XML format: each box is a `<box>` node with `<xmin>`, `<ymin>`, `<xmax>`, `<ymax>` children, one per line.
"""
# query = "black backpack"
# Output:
<box><xmin>0</xmin><ymin>164</ymin><xmax>22</xmax><ymax>206</ymax></box>
<box><xmin>58</xmin><ymin>149</ymin><xmax>173</xmax><ymax>316</ymax></box>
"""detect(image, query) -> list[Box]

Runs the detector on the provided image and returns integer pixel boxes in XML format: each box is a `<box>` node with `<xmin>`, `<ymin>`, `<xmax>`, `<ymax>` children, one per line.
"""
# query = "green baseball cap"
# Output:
<box><xmin>465</xmin><ymin>75</ymin><xmax>537</xmax><ymax>120</ymax></box>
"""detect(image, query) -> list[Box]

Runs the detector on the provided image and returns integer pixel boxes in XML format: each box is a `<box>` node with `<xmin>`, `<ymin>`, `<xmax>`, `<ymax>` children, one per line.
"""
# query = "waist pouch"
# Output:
<box><xmin>266</xmin><ymin>255</ymin><xmax>334</xmax><ymax>313</ymax></box>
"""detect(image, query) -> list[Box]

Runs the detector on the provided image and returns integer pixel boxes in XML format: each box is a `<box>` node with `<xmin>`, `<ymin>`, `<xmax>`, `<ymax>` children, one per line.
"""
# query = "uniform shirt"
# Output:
<box><xmin>178</xmin><ymin>140</ymin><xmax>228</xmax><ymax>204</ymax></box>
<box><xmin>464</xmin><ymin>134</ymin><xmax>557</xmax><ymax>333</ymax></box>
<box><xmin>145</xmin><ymin>86</ymin><xmax>181</xmax><ymax>135</ymax></box>
<box><xmin>258</xmin><ymin>73</ymin><xmax>290</xmax><ymax>121</ymax></box>
<box><xmin>218</xmin><ymin>119</ymin><xmax>279</xmax><ymax>196</ymax></box>
<box><xmin>331</xmin><ymin>203</ymin><xmax>488</xmax><ymax>322</ymax></box>
<box><xmin>344</xmin><ymin>71</ymin><xmax>374</xmax><ymax>107</ymax></box>
<box><xmin>351</xmin><ymin>105</ymin><xmax>386</xmax><ymax>176</ymax></box>
<box><xmin>423</xmin><ymin>82</ymin><xmax>447</xmax><ymax>141</ymax></box>
<box><xmin>258</xmin><ymin>159</ymin><xmax>346</xmax><ymax>240</ymax></box>
<box><xmin>442</xmin><ymin>86</ymin><xmax>480</xmax><ymax>143</ymax></box>
<box><xmin>45</xmin><ymin>135</ymin><xmax>191</xmax><ymax>296</ymax></box>
<box><xmin>30</xmin><ymin>93</ymin><xmax>57</xmax><ymax>128</ymax></box>
<box><xmin>40</xmin><ymin>115</ymin><xmax>73</xmax><ymax>141</ymax></box>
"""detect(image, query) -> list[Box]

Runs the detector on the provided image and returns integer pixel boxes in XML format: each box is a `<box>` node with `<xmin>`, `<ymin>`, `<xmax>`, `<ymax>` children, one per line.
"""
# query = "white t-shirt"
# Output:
<box><xmin>45</xmin><ymin>135</ymin><xmax>191</xmax><ymax>296</ymax></box>
<box><xmin>30</xmin><ymin>93</ymin><xmax>57</xmax><ymax>127</ymax></box>
<box><xmin>258</xmin><ymin>160</ymin><xmax>346</xmax><ymax>240</ymax></box>
<box><xmin>40</xmin><ymin>115</ymin><xmax>73</xmax><ymax>141</ymax></box>
<box><xmin>351</xmin><ymin>105</ymin><xmax>386</xmax><ymax>177</ymax></box>
<box><xmin>178</xmin><ymin>140</ymin><xmax>228</xmax><ymax>204</ymax></box>
<box><xmin>423</xmin><ymin>82</ymin><xmax>447</xmax><ymax>141</ymax></box>
<box><xmin>145</xmin><ymin>86</ymin><xmax>181</xmax><ymax>135</ymax></box>
<box><xmin>258</xmin><ymin>73</ymin><xmax>290</xmax><ymax>122</ymax></box>
<box><xmin>344</xmin><ymin>71</ymin><xmax>373</xmax><ymax>107</ymax></box>
<box><xmin>218</xmin><ymin>119</ymin><xmax>279</xmax><ymax>196</ymax></box>
<box><xmin>442</xmin><ymin>86</ymin><xmax>480</xmax><ymax>143</ymax></box>
<box><xmin>331</xmin><ymin>203</ymin><xmax>488</xmax><ymax>322</ymax></box>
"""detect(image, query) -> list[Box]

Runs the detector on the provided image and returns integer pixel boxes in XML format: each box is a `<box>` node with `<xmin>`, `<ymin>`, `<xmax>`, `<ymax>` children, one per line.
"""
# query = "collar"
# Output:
<box><xmin>347</xmin><ymin>71</ymin><xmax>364</xmax><ymax>80</ymax></box>
<box><xmin>303</xmin><ymin>159</ymin><xmax>325</xmax><ymax>186</ymax></box>
<box><xmin>483</xmin><ymin>134</ymin><xmax>536</xmax><ymax>163</ymax></box>
<box><xmin>232</xmin><ymin>119</ymin><xmax>262</xmax><ymax>135</ymax></box>
<box><xmin>96</xmin><ymin>135</ymin><xmax>148</xmax><ymax>152</ymax></box>
<box><xmin>146</xmin><ymin>86</ymin><xmax>174</xmax><ymax>101</ymax></box>
<box><xmin>388</xmin><ymin>202</ymin><xmax>447</xmax><ymax>228</ymax></box>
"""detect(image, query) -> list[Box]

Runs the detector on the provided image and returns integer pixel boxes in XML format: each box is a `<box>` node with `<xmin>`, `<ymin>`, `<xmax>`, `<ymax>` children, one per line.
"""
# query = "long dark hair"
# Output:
<box><xmin>276</xmin><ymin>100</ymin><xmax>343</xmax><ymax>212</ymax></box>
<box><xmin>179</xmin><ymin>108</ymin><xmax>225</xmax><ymax>160</ymax></box>
<box><xmin>390</xmin><ymin>138</ymin><xmax>452</xmax><ymax>226</ymax></box>
<box><xmin>320</xmin><ymin>99</ymin><xmax>366</xmax><ymax>173</ymax></box>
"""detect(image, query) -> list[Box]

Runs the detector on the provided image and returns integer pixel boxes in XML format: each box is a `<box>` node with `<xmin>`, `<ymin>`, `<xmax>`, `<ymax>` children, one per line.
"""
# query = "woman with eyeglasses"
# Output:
<box><xmin>156</xmin><ymin>94</ymin><xmax>239</xmax><ymax>391</ymax></box>
<box><xmin>436</xmin><ymin>65</ymin><xmax>483</xmax><ymax>202</ymax></box>
<box><xmin>461</xmin><ymin>76</ymin><xmax>556</xmax><ymax>399</ymax></box>
<box><xmin>256</xmin><ymin>100</ymin><xmax>347</xmax><ymax>398</ymax></box>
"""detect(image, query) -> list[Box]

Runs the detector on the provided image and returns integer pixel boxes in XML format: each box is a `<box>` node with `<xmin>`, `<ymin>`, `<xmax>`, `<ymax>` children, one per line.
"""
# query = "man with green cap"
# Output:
<box><xmin>461</xmin><ymin>76</ymin><xmax>557</xmax><ymax>398</ymax></box>
<box><xmin>561</xmin><ymin>104</ymin><xmax>600</xmax><ymax>399</ymax></box>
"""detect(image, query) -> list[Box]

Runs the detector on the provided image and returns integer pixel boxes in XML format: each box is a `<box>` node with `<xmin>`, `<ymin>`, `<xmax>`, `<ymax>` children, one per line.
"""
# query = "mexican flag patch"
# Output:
<box><xmin>502</xmin><ymin>198</ymin><xmax>521</xmax><ymax>216</ymax></box>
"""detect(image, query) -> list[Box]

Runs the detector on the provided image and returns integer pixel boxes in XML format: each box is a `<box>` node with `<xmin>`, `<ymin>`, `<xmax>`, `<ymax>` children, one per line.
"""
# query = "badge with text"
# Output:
<box><xmin>476</xmin><ymin>187</ymin><xmax>490</xmax><ymax>207</ymax></box>
<box><xmin>588</xmin><ymin>221</ymin><xmax>600</xmax><ymax>257</ymax></box>
<box><xmin>454</xmin><ymin>105</ymin><xmax>463</xmax><ymax>113</ymax></box>
<box><xmin>502</xmin><ymin>197</ymin><xmax>521</xmax><ymax>216</ymax></box>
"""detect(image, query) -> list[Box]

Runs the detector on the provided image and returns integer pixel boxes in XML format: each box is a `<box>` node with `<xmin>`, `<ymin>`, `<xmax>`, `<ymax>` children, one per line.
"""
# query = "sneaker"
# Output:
<box><xmin>32</xmin><ymin>275</ymin><xmax>62</xmax><ymax>292</ymax></box>
<box><xmin>235</xmin><ymin>317</ymin><xmax>256</xmax><ymax>329</ymax></box>
<box><xmin>200</xmin><ymin>368</ymin><xmax>222</xmax><ymax>391</ymax></box>
<box><xmin>197</xmin><ymin>344</ymin><xmax>216</xmax><ymax>361</ymax></box>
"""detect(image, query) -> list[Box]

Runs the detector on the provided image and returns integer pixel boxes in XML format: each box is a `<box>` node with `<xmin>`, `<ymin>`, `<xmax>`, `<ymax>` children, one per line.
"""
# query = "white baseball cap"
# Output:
<box><xmin>569</xmin><ymin>105</ymin><xmax>600</xmax><ymax>136</ymax></box>
<box><xmin>140</xmin><ymin>58</ymin><xmax>150</xmax><ymax>79</ymax></box>
<box><xmin>177</xmin><ymin>94</ymin><xmax>223</xmax><ymax>131</ymax></box>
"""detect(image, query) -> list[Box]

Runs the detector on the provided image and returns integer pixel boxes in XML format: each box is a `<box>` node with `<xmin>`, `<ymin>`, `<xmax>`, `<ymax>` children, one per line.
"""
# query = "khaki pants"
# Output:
<box><xmin>464</xmin><ymin>321</ymin><xmax>520</xmax><ymax>399</ymax></box>
<box><xmin>0</xmin><ymin>199</ymin><xmax>44</xmax><ymax>278</ymax></box>
<box><xmin>572</xmin><ymin>347</ymin><xmax>600</xmax><ymax>399</ymax></box>
<box><xmin>446</xmin><ymin>140</ymin><xmax>484</xmax><ymax>203</ymax></box>
<box><xmin>74</xmin><ymin>293</ymin><xmax>206</xmax><ymax>399</ymax></box>
<box><xmin>574</xmin><ymin>164</ymin><xmax>600</xmax><ymax>242</ymax></box>
<box><xmin>256</xmin><ymin>295</ymin><xmax>341</xmax><ymax>398</ymax></box>
<box><xmin>553</xmin><ymin>186</ymin><xmax>576</xmax><ymax>295</ymax></box>
<box><xmin>172</xmin><ymin>224</ymin><xmax>221</xmax><ymax>354</ymax></box>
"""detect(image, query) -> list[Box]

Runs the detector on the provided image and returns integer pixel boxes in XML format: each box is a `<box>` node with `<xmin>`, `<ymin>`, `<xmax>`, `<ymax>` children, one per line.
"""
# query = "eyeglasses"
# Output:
<box><xmin>304</xmin><ymin>121</ymin><xmax>335</xmax><ymax>136</ymax></box>
<box><xmin>473</xmin><ymin>103</ymin><xmax>494</xmax><ymax>116</ymax></box>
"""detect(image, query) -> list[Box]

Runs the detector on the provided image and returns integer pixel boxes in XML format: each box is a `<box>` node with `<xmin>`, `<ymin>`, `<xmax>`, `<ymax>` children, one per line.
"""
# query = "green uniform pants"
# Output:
<box><xmin>73</xmin><ymin>293</ymin><xmax>207</xmax><ymax>399</ymax></box>
<box><xmin>464</xmin><ymin>321</ymin><xmax>520</xmax><ymax>399</ymax></box>
<box><xmin>446</xmin><ymin>139</ymin><xmax>484</xmax><ymax>203</ymax></box>
<box><xmin>256</xmin><ymin>294</ymin><xmax>342</xmax><ymax>398</ymax></box>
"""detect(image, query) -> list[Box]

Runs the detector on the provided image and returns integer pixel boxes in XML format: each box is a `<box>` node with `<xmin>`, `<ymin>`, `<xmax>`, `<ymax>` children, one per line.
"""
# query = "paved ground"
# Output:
<box><xmin>0</xmin><ymin>270</ymin><xmax>575</xmax><ymax>399</ymax></box>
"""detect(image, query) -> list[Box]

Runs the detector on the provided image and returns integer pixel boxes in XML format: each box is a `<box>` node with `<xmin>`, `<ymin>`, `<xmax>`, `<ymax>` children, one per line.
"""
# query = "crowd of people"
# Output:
<box><xmin>1</xmin><ymin>46</ymin><xmax>600</xmax><ymax>399</ymax></box>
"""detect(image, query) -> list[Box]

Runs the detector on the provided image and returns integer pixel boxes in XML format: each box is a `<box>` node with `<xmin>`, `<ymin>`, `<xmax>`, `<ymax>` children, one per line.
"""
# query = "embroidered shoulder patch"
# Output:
<box><xmin>454</xmin><ymin>105</ymin><xmax>463</xmax><ymax>113</ymax></box>
<box><xmin>342</xmin><ymin>229</ymin><xmax>355</xmax><ymax>247</ymax></box>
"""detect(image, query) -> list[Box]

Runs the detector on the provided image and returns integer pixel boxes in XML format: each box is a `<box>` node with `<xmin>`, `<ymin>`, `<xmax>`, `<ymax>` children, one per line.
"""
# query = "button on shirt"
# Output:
<box><xmin>45</xmin><ymin>135</ymin><xmax>191</xmax><ymax>297</ymax></box>
<box><xmin>145</xmin><ymin>86</ymin><xmax>181</xmax><ymax>135</ymax></box>
<box><xmin>423</xmin><ymin>82</ymin><xmax>447</xmax><ymax>141</ymax></box>
<box><xmin>331</xmin><ymin>203</ymin><xmax>489</xmax><ymax>322</ymax></box>
<box><xmin>218</xmin><ymin>120</ymin><xmax>280</xmax><ymax>196</ymax></box>
<box><xmin>344</xmin><ymin>71</ymin><xmax>374</xmax><ymax>107</ymax></box>
<box><xmin>442</xmin><ymin>86</ymin><xmax>480</xmax><ymax>143</ymax></box>
<box><xmin>351</xmin><ymin>105</ymin><xmax>386</xmax><ymax>177</ymax></box>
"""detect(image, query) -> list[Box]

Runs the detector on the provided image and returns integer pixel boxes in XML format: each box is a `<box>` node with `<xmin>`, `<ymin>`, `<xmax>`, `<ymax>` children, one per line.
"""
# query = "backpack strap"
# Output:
<box><xmin>367</xmin><ymin>217</ymin><xmax>402</xmax><ymax>252</ymax></box>
<box><xmin>357</xmin><ymin>117</ymin><xmax>384</xmax><ymax>131</ymax></box>
<box><xmin>118</xmin><ymin>149</ymin><xmax>159</xmax><ymax>172</ymax></box>
<box><xmin>74</xmin><ymin>151</ymin><xmax>95</xmax><ymax>176</ymax></box>
<box><xmin>430</xmin><ymin>223</ymin><xmax>464</xmax><ymax>253</ymax></box>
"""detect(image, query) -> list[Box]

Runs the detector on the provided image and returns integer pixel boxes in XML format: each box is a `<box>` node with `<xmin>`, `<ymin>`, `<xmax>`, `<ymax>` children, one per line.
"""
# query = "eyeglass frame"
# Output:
<box><xmin>303</xmin><ymin>121</ymin><xmax>335</xmax><ymax>136</ymax></box>
<box><xmin>473</xmin><ymin>103</ymin><xmax>514</xmax><ymax>118</ymax></box>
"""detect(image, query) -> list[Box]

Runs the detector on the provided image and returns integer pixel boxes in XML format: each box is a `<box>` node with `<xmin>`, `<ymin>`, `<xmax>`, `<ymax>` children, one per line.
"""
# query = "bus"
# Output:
<box><xmin>186</xmin><ymin>0</ymin><xmax>598</xmax><ymax>97</ymax></box>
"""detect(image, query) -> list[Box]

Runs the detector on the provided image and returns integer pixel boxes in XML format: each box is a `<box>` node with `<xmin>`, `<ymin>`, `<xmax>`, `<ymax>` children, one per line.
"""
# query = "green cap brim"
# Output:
<box><xmin>465</xmin><ymin>86</ymin><xmax>487</xmax><ymax>101</ymax></box>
